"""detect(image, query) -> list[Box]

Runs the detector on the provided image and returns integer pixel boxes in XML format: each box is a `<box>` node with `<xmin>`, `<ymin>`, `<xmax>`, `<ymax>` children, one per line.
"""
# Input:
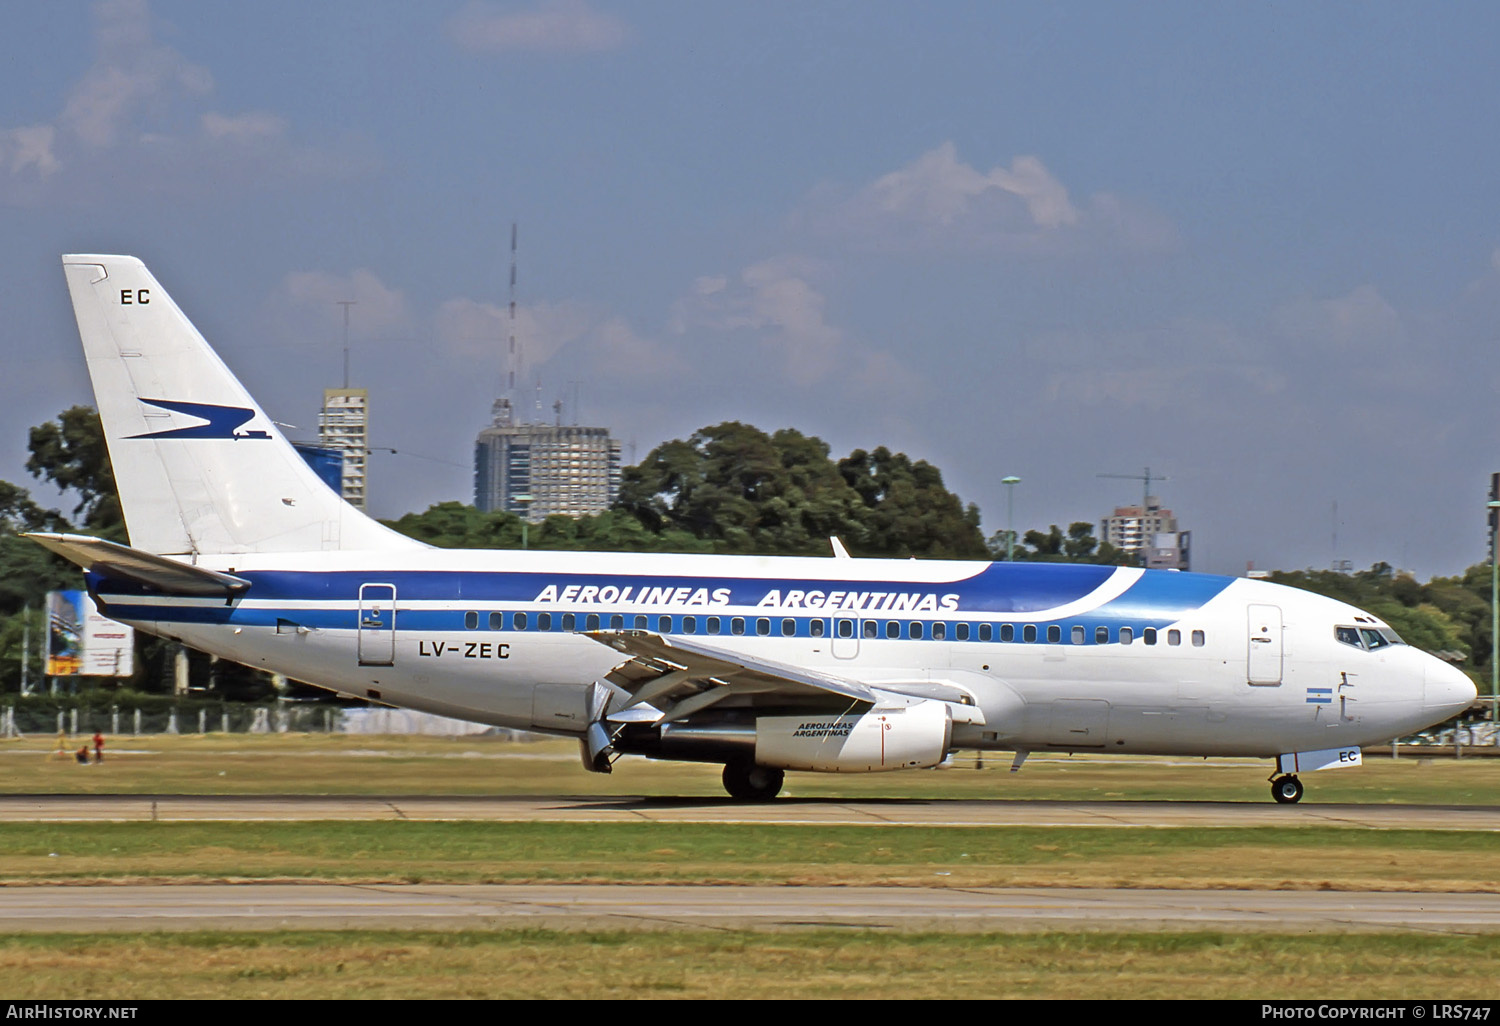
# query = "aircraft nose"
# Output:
<box><xmin>1424</xmin><ymin>658</ymin><xmax>1478</xmax><ymax>719</ymax></box>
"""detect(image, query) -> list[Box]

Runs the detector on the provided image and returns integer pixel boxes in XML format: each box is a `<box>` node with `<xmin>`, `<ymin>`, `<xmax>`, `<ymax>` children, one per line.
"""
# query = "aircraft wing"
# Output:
<box><xmin>582</xmin><ymin>630</ymin><xmax>984</xmax><ymax>725</ymax></box>
<box><xmin>584</xmin><ymin>630</ymin><xmax>881</xmax><ymax>722</ymax></box>
<box><xmin>25</xmin><ymin>532</ymin><xmax>251</xmax><ymax>598</ymax></box>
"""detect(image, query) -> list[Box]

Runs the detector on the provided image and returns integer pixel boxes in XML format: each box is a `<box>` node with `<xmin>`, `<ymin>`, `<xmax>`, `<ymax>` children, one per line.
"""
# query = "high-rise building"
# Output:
<box><xmin>1101</xmin><ymin>496</ymin><xmax>1190</xmax><ymax>570</ymax></box>
<box><xmin>318</xmin><ymin>387</ymin><xmax>369</xmax><ymax>510</ymax></box>
<box><xmin>475</xmin><ymin>400</ymin><xmax>621</xmax><ymax>521</ymax></box>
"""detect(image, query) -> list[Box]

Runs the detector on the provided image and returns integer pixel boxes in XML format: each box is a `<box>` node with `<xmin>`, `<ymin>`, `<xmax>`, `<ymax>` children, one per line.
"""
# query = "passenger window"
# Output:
<box><xmin>538</xmin><ymin>612</ymin><xmax>552</xmax><ymax>631</ymax></box>
<box><xmin>956</xmin><ymin>623</ymin><xmax>970</xmax><ymax>641</ymax></box>
<box><xmin>659</xmin><ymin>615</ymin><xmax>672</xmax><ymax>633</ymax></box>
<box><xmin>1047</xmin><ymin>625</ymin><xmax>1061</xmax><ymax>643</ymax></box>
<box><xmin>513</xmin><ymin>612</ymin><xmax>528</xmax><ymax>631</ymax></box>
<box><xmin>810</xmin><ymin>619</ymin><xmax>825</xmax><ymax>638</ymax></box>
<box><xmin>1071</xmin><ymin>625</ymin><xmax>1085</xmax><ymax>644</ymax></box>
<box><xmin>864</xmin><ymin>620</ymin><xmax>878</xmax><ymax>639</ymax></box>
<box><xmin>1144</xmin><ymin>627</ymin><xmax>1157</xmax><ymax>646</ymax></box>
<box><xmin>1119</xmin><ymin>626</ymin><xmax>1133</xmax><ymax>644</ymax></box>
<box><xmin>464</xmin><ymin>611</ymin><xmax>479</xmax><ymax>630</ymax></box>
<box><xmin>586</xmin><ymin>613</ymin><xmax>600</xmax><ymax>631</ymax></box>
<box><xmin>1096</xmin><ymin>626</ymin><xmax>1109</xmax><ymax>644</ymax></box>
<box><xmin>707</xmin><ymin>616</ymin><xmax>720</xmax><ymax>635</ymax></box>
<box><xmin>610</xmin><ymin>615</ymin><xmax>624</xmax><ymax>630</ymax></box>
<box><xmin>782</xmin><ymin>618</ymin><xmax>795</xmax><ymax>636</ymax></box>
<box><xmin>886</xmin><ymin>621</ymin><xmax>899</xmax><ymax>639</ymax></box>
<box><xmin>932</xmin><ymin>622</ymin><xmax>946</xmax><ymax>640</ymax></box>
<box><xmin>910</xmin><ymin>621</ymin><xmax>923</xmax><ymax>640</ymax></box>
<box><xmin>838</xmin><ymin>619</ymin><xmax>854</xmax><ymax>639</ymax></box>
<box><xmin>731</xmin><ymin>617</ymin><xmax>745</xmax><ymax>636</ymax></box>
<box><xmin>756</xmin><ymin>618</ymin><xmax>770</xmax><ymax>636</ymax></box>
<box><xmin>1023</xmin><ymin>625</ymin><xmax>1037</xmax><ymax>643</ymax></box>
<box><xmin>1192</xmin><ymin>629</ymin><xmax>1205</xmax><ymax>647</ymax></box>
<box><xmin>1167</xmin><ymin>629</ymin><xmax>1181</xmax><ymax>646</ymax></box>
<box><xmin>562</xmin><ymin>613</ymin><xmax>575</xmax><ymax>631</ymax></box>
<box><xmin>634</xmin><ymin>615</ymin><xmax>648</xmax><ymax>630</ymax></box>
<box><xmin>994</xmin><ymin>624</ymin><xmax>1007</xmax><ymax>642</ymax></box>
<box><xmin>683</xmin><ymin>616</ymin><xmax>696</xmax><ymax>634</ymax></box>
<box><xmin>489</xmin><ymin>612</ymin><xmax>504</xmax><ymax>630</ymax></box>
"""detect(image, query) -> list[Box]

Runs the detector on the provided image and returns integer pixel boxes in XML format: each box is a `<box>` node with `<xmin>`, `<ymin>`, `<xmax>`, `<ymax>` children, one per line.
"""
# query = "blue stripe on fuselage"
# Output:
<box><xmin>87</xmin><ymin>562</ymin><xmax>1238</xmax><ymax>640</ymax></box>
<box><xmin>98</xmin><ymin>563</ymin><xmax>1113</xmax><ymax>609</ymax></box>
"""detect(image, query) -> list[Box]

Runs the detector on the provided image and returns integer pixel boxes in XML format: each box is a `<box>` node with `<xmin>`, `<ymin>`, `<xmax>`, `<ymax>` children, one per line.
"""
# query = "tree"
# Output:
<box><xmin>995</xmin><ymin>522</ymin><xmax>1134</xmax><ymax>564</ymax></box>
<box><xmin>617</xmin><ymin>423</ymin><xmax>987</xmax><ymax>557</ymax></box>
<box><xmin>26</xmin><ymin>405</ymin><xmax>123</xmax><ymax>538</ymax></box>
<box><xmin>837</xmin><ymin>447</ymin><xmax>987</xmax><ymax>558</ymax></box>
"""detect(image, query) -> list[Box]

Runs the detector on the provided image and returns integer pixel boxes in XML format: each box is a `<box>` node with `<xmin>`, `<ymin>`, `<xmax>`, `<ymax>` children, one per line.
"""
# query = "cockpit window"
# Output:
<box><xmin>1337</xmin><ymin>625</ymin><xmax>1407</xmax><ymax>650</ymax></box>
<box><xmin>1362</xmin><ymin>627</ymin><xmax>1405</xmax><ymax>649</ymax></box>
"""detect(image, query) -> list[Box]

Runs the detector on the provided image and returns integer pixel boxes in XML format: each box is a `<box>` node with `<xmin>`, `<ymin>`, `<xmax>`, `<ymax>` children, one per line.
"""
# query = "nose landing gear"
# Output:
<box><xmin>1270</xmin><ymin>774</ymin><xmax>1304</xmax><ymax>804</ymax></box>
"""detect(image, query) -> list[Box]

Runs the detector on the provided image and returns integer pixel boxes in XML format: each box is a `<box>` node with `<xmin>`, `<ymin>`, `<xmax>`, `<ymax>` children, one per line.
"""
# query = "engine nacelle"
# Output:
<box><xmin>753</xmin><ymin>700</ymin><xmax>953</xmax><ymax>772</ymax></box>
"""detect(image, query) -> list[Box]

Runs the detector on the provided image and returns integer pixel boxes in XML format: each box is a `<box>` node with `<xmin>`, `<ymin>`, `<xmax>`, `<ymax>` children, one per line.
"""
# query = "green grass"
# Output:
<box><xmin>4</xmin><ymin>821</ymin><xmax>1496</xmax><ymax>890</ymax></box>
<box><xmin>3</xmin><ymin>732</ymin><xmax>1498</xmax><ymax>804</ymax></box>
<box><xmin>1</xmin><ymin>929</ymin><xmax>1495</xmax><ymax>999</ymax></box>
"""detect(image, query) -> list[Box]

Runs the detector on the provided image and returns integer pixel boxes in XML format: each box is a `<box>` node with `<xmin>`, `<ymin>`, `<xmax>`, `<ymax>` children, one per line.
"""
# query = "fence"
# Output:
<box><xmin>0</xmin><ymin>702</ymin><xmax>509</xmax><ymax>738</ymax></box>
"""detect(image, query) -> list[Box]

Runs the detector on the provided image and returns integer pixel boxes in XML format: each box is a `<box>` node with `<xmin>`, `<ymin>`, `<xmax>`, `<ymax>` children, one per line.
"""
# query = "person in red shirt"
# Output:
<box><xmin>92</xmin><ymin>732</ymin><xmax>104</xmax><ymax>763</ymax></box>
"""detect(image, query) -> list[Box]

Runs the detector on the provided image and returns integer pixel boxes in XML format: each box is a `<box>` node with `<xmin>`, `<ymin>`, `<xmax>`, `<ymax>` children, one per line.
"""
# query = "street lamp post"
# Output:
<box><xmin>1002</xmin><ymin>476</ymin><xmax>1021</xmax><ymax>561</ymax></box>
<box><xmin>1489</xmin><ymin>499</ymin><xmax>1500</xmax><ymax>723</ymax></box>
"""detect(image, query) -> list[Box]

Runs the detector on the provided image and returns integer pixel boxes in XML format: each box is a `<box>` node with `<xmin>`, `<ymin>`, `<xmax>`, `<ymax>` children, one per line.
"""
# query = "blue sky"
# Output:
<box><xmin>3</xmin><ymin>0</ymin><xmax>1499</xmax><ymax>577</ymax></box>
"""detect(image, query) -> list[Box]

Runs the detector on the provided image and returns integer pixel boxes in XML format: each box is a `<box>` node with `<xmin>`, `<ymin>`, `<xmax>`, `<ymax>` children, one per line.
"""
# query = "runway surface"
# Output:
<box><xmin>2</xmin><ymin>793</ymin><xmax>1499</xmax><ymax>829</ymax></box>
<box><xmin>4</xmin><ymin>883</ymin><xmax>1498</xmax><ymax>933</ymax></box>
<box><xmin>6</xmin><ymin>795</ymin><xmax>1499</xmax><ymax>934</ymax></box>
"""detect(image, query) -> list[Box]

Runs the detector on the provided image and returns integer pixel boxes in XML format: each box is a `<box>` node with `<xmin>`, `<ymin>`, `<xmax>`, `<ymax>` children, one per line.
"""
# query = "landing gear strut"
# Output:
<box><xmin>722</xmin><ymin>762</ymin><xmax>785</xmax><ymax>802</ymax></box>
<box><xmin>1270</xmin><ymin>774</ymin><xmax>1304</xmax><ymax>804</ymax></box>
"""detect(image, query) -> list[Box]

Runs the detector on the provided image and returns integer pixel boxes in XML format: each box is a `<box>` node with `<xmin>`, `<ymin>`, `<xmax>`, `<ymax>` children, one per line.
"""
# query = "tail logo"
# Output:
<box><xmin>126</xmin><ymin>399</ymin><xmax>271</xmax><ymax>440</ymax></box>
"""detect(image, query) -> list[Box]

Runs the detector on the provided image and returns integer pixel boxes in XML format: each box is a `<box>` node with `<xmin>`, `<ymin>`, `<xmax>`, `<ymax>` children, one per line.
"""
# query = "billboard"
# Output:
<box><xmin>45</xmin><ymin>590</ymin><xmax>134</xmax><ymax>677</ymax></box>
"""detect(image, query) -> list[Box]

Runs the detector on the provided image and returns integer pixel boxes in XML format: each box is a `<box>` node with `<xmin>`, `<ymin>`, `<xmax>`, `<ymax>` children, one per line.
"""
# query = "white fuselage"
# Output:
<box><xmin>92</xmin><ymin>547</ymin><xmax>1476</xmax><ymax>759</ymax></box>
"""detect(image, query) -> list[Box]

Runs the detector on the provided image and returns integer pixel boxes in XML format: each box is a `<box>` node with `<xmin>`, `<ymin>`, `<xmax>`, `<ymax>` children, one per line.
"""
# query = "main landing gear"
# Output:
<box><xmin>1270</xmin><ymin>774</ymin><xmax>1304</xmax><ymax>804</ymax></box>
<box><xmin>722</xmin><ymin>762</ymin><xmax>785</xmax><ymax>802</ymax></box>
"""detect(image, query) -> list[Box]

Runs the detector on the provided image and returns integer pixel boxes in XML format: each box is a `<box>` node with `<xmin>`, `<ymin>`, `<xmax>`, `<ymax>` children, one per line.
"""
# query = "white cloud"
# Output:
<box><xmin>446</xmin><ymin>0</ymin><xmax>632</xmax><ymax>54</ymax></box>
<box><xmin>58</xmin><ymin>0</ymin><xmax>213</xmax><ymax>149</ymax></box>
<box><xmin>673</xmin><ymin>255</ymin><xmax>842</xmax><ymax>382</ymax></box>
<box><xmin>0</xmin><ymin>125</ymin><xmax>59</xmax><ymax>177</ymax></box>
<box><xmin>864</xmin><ymin>143</ymin><xmax>1078</xmax><ymax>229</ymax></box>
<box><xmin>434</xmin><ymin>295</ymin><xmax>593</xmax><ymax>365</ymax></box>
<box><xmin>796</xmin><ymin>142</ymin><xmax>1179</xmax><ymax>256</ymax></box>
<box><xmin>1274</xmin><ymin>285</ymin><xmax>1405</xmax><ymax>349</ymax></box>
<box><xmin>279</xmin><ymin>269</ymin><xmax>412</xmax><ymax>338</ymax></box>
<box><xmin>671</xmin><ymin>255</ymin><xmax>925</xmax><ymax>399</ymax></box>
<box><xmin>0</xmin><ymin>0</ymin><xmax>369</xmax><ymax>204</ymax></box>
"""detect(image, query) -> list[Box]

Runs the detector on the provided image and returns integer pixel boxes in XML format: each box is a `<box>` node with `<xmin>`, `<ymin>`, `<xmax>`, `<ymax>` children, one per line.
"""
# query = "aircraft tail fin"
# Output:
<box><xmin>60</xmin><ymin>255</ymin><xmax>423</xmax><ymax>556</ymax></box>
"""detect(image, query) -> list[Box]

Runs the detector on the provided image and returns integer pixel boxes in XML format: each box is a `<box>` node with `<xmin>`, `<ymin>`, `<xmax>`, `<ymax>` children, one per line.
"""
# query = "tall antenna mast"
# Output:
<box><xmin>337</xmin><ymin>300</ymin><xmax>356</xmax><ymax>388</ymax></box>
<box><xmin>508</xmin><ymin>221</ymin><xmax>519</xmax><ymax>399</ymax></box>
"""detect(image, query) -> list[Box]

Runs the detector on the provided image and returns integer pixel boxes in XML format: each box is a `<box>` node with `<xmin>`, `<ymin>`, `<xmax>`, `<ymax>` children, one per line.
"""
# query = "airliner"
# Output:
<box><xmin>29</xmin><ymin>255</ymin><xmax>1477</xmax><ymax>804</ymax></box>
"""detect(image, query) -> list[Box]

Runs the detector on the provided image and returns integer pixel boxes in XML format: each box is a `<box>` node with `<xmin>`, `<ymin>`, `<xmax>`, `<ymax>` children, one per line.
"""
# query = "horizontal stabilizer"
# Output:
<box><xmin>26</xmin><ymin>532</ymin><xmax>251</xmax><ymax>598</ymax></box>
